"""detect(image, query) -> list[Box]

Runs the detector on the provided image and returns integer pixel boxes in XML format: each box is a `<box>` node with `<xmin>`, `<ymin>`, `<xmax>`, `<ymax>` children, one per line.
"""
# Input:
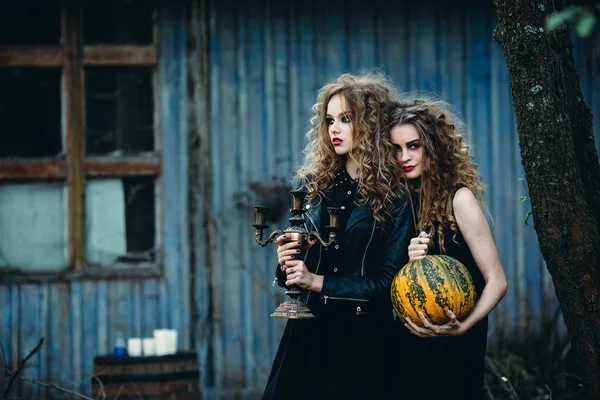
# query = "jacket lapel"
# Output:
<box><xmin>303</xmin><ymin>196</ymin><xmax>322</xmax><ymax>232</ymax></box>
<box><xmin>304</xmin><ymin>196</ymin><xmax>372</xmax><ymax>232</ymax></box>
<box><xmin>345</xmin><ymin>203</ymin><xmax>371</xmax><ymax>232</ymax></box>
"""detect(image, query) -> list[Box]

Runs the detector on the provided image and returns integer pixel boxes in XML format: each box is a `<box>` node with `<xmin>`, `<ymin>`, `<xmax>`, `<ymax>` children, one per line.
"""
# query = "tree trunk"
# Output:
<box><xmin>493</xmin><ymin>1</ymin><xmax>600</xmax><ymax>398</ymax></box>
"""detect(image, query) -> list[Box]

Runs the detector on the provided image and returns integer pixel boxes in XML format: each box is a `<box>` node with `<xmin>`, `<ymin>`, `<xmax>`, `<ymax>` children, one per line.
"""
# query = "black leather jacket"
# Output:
<box><xmin>275</xmin><ymin>195</ymin><xmax>413</xmax><ymax>316</ymax></box>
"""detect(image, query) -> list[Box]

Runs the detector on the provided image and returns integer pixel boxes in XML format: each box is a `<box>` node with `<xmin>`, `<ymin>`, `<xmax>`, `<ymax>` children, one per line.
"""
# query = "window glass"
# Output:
<box><xmin>0</xmin><ymin>0</ymin><xmax>61</xmax><ymax>45</ymax></box>
<box><xmin>0</xmin><ymin>182</ymin><xmax>67</xmax><ymax>271</ymax></box>
<box><xmin>85</xmin><ymin>67</ymin><xmax>154</xmax><ymax>155</ymax></box>
<box><xmin>0</xmin><ymin>68</ymin><xmax>62</xmax><ymax>158</ymax></box>
<box><xmin>85</xmin><ymin>177</ymin><xmax>156</xmax><ymax>266</ymax></box>
<box><xmin>83</xmin><ymin>0</ymin><xmax>155</xmax><ymax>45</ymax></box>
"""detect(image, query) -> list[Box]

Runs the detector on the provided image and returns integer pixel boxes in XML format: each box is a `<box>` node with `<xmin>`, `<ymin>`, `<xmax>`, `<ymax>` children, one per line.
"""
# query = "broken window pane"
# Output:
<box><xmin>83</xmin><ymin>0</ymin><xmax>155</xmax><ymax>45</ymax></box>
<box><xmin>0</xmin><ymin>182</ymin><xmax>67</xmax><ymax>272</ymax></box>
<box><xmin>85</xmin><ymin>177</ymin><xmax>156</xmax><ymax>266</ymax></box>
<box><xmin>0</xmin><ymin>1</ymin><xmax>60</xmax><ymax>45</ymax></box>
<box><xmin>85</xmin><ymin>67</ymin><xmax>154</xmax><ymax>156</ymax></box>
<box><xmin>0</xmin><ymin>68</ymin><xmax>62</xmax><ymax>158</ymax></box>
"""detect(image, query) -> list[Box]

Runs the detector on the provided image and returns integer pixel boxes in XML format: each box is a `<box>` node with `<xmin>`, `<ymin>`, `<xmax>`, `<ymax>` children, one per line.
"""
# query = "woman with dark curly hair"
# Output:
<box><xmin>388</xmin><ymin>98</ymin><xmax>507</xmax><ymax>399</ymax></box>
<box><xmin>262</xmin><ymin>73</ymin><xmax>413</xmax><ymax>400</ymax></box>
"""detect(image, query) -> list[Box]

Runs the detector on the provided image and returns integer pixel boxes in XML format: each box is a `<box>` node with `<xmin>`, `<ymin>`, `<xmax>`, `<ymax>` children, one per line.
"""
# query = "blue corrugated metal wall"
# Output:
<box><xmin>2</xmin><ymin>0</ymin><xmax>600</xmax><ymax>398</ymax></box>
<box><xmin>205</xmin><ymin>0</ymin><xmax>600</xmax><ymax>397</ymax></box>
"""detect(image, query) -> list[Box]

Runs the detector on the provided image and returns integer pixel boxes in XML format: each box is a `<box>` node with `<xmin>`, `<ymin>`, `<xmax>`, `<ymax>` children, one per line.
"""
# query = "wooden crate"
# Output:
<box><xmin>92</xmin><ymin>351</ymin><xmax>202</xmax><ymax>400</ymax></box>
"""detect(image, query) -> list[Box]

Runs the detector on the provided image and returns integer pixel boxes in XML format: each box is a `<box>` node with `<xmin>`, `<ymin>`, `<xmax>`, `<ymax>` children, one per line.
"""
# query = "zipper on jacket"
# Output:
<box><xmin>360</xmin><ymin>221</ymin><xmax>376</xmax><ymax>276</ymax></box>
<box><xmin>322</xmin><ymin>295</ymin><xmax>369</xmax><ymax>303</ymax></box>
<box><xmin>306</xmin><ymin>205</ymin><xmax>375</xmax><ymax>304</ymax></box>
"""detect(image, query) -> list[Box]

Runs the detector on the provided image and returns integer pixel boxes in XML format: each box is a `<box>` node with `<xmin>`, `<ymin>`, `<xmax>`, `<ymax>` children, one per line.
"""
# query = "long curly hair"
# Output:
<box><xmin>387</xmin><ymin>97</ymin><xmax>486</xmax><ymax>252</ymax></box>
<box><xmin>295</xmin><ymin>73</ymin><xmax>404</xmax><ymax>224</ymax></box>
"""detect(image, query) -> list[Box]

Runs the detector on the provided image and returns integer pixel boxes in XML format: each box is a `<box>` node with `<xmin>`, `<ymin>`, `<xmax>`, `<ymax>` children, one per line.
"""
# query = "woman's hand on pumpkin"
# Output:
<box><xmin>276</xmin><ymin>235</ymin><xmax>307</xmax><ymax>272</ymax></box>
<box><xmin>408</xmin><ymin>231</ymin><xmax>429</xmax><ymax>262</ymax></box>
<box><xmin>403</xmin><ymin>310</ymin><xmax>465</xmax><ymax>337</ymax></box>
<box><xmin>283</xmin><ymin>260</ymin><xmax>322</xmax><ymax>291</ymax></box>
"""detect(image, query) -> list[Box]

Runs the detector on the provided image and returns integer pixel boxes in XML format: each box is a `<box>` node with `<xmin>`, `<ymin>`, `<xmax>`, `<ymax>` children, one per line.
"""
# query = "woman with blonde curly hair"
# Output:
<box><xmin>262</xmin><ymin>73</ymin><xmax>413</xmax><ymax>400</ymax></box>
<box><xmin>388</xmin><ymin>98</ymin><xmax>507</xmax><ymax>399</ymax></box>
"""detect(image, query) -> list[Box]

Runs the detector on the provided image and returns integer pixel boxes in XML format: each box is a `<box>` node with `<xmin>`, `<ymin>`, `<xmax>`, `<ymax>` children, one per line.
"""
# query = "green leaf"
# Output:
<box><xmin>575</xmin><ymin>11</ymin><xmax>597</xmax><ymax>37</ymax></box>
<box><xmin>519</xmin><ymin>196</ymin><xmax>528</xmax><ymax>203</ymax></box>
<box><xmin>546</xmin><ymin>5</ymin><xmax>584</xmax><ymax>32</ymax></box>
<box><xmin>547</xmin><ymin>13</ymin><xmax>569</xmax><ymax>31</ymax></box>
<box><xmin>524</xmin><ymin>210</ymin><xmax>533</xmax><ymax>225</ymax></box>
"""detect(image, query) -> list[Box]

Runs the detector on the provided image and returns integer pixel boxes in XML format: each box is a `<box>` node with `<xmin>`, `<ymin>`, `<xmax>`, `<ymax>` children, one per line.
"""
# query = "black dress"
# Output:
<box><xmin>395</xmin><ymin>198</ymin><xmax>488</xmax><ymax>400</ymax></box>
<box><xmin>262</xmin><ymin>170</ymin><xmax>411</xmax><ymax>400</ymax></box>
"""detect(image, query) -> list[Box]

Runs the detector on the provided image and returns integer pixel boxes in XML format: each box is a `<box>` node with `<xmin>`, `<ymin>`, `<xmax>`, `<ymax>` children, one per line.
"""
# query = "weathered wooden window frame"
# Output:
<box><xmin>0</xmin><ymin>6</ymin><xmax>161</xmax><ymax>282</ymax></box>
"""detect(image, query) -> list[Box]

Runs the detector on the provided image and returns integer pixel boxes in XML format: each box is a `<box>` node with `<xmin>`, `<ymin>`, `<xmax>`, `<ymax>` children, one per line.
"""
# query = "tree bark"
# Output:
<box><xmin>493</xmin><ymin>1</ymin><xmax>600</xmax><ymax>398</ymax></box>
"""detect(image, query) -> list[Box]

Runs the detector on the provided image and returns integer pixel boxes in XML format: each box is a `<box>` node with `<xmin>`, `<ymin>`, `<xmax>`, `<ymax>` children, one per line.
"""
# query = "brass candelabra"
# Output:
<box><xmin>252</xmin><ymin>190</ymin><xmax>341</xmax><ymax>319</ymax></box>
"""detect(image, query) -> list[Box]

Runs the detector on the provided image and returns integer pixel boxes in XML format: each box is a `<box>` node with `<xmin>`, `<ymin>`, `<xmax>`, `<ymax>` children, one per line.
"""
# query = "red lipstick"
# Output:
<box><xmin>403</xmin><ymin>166</ymin><xmax>414</xmax><ymax>172</ymax></box>
<box><xmin>332</xmin><ymin>138</ymin><xmax>343</xmax><ymax>146</ymax></box>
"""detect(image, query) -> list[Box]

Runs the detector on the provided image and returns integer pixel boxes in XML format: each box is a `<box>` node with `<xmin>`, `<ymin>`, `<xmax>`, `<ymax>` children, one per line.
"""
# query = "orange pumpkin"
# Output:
<box><xmin>391</xmin><ymin>255</ymin><xmax>476</xmax><ymax>327</ymax></box>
